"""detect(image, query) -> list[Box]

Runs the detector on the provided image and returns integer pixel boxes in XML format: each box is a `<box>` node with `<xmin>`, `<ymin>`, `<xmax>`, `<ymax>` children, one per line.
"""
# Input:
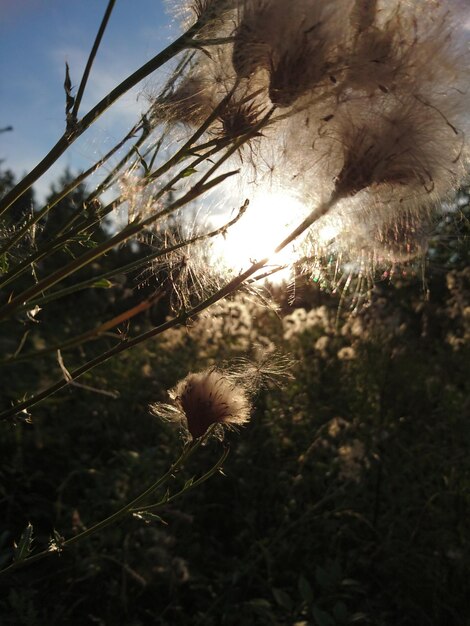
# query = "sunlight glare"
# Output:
<box><xmin>213</xmin><ymin>191</ymin><xmax>309</xmax><ymax>281</ymax></box>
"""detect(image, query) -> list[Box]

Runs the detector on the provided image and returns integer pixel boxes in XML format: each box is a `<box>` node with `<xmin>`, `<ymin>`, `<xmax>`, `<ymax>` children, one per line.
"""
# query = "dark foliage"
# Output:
<box><xmin>0</xmin><ymin>174</ymin><xmax>468</xmax><ymax>626</ymax></box>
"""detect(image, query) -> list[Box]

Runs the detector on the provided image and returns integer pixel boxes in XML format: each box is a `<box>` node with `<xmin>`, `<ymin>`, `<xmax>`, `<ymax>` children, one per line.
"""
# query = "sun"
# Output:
<box><xmin>212</xmin><ymin>190</ymin><xmax>310</xmax><ymax>280</ymax></box>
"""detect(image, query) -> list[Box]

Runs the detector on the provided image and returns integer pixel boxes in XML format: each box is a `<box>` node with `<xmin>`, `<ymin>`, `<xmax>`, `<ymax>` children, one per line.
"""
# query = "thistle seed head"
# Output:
<box><xmin>170</xmin><ymin>368</ymin><xmax>251</xmax><ymax>439</ymax></box>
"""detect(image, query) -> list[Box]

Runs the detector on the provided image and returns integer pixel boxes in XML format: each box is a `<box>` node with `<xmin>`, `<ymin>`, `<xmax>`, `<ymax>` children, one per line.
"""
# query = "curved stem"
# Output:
<box><xmin>1</xmin><ymin>201</ymin><xmax>249</xmax><ymax>363</ymax></box>
<box><xmin>0</xmin><ymin>169</ymin><xmax>237</xmax><ymax>321</ymax></box>
<box><xmin>135</xmin><ymin>447</ymin><xmax>230</xmax><ymax>512</ymax></box>
<box><xmin>71</xmin><ymin>0</ymin><xmax>117</xmax><ymax>120</ymax></box>
<box><xmin>0</xmin><ymin>439</ymin><xmax>202</xmax><ymax>579</ymax></box>
<box><xmin>0</xmin><ymin>21</ymin><xmax>203</xmax><ymax>217</ymax></box>
<box><xmin>0</xmin><ymin>193</ymin><xmax>339</xmax><ymax>421</ymax></box>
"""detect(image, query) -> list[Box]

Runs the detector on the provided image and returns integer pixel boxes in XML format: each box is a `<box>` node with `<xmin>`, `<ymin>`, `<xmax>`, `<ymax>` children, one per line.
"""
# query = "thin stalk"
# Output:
<box><xmin>0</xmin><ymin>195</ymin><xmax>126</xmax><ymax>291</ymax></box>
<box><xmin>0</xmin><ymin>122</ymin><xmax>143</xmax><ymax>263</ymax></box>
<box><xmin>85</xmin><ymin>122</ymin><xmax>151</xmax><ymax>203</ymax></box>
<box><xmin>2</xmin><ymin>201</ymin><xmax>248</xmax><ymax>360</ymax></box>
<box><xmin>0</xmin><ymin>19</ymin><xmax>204</xmax><ymax>217</ymax></box>
<box><xmin>11</xmin><ymin>133</ymin><xmax>228</xmax><ymax>286</ymax></box>
<box><xmin>0</xmin><ymin>83</ymin><xmax>255</xmax><ymax>289</ymax></box>
<box><xmin>151</xmin><ymin>140</ymin><xmax>232</xmax><ymax>205</ymax></box>
<box><xmin>0</xmin><ymin>193</ymin><xmax>339</xmax><ymax>421</ymax></box>
<box><xmin>71</xmin><ymin>0</ymin><xmax>117</xmax><ymax>120</ymax></box>
<box><xmin>3</xmin><ymin>294</ymin><xmax>160</xmax><ymax>365</ymax></box>
<box><xmin>133</xmin><ymin>447</ymin><xmax>230</xmax><ymax>512</ymax></box>
<box><xmin>148</xmin><ymin>83</ymin><xmax>239</xmax><ymax>182</ymax></box>
<box><xmin>52</xmin><ymin>123</ymin><xmax>151</xmax><ymax>239</ymax></box>
<box><xmin>192</xmin><ymin>107</ymin><xmax>275</xmax><ymax>190</ymax></box>
<box><xmin>0</xmin><ymin>439</ymin><xmax>202</xmax><ymax>578</ymax></box>
<box><xmin>46</xmin><ymin>131</ymin><xmax>231</xmax><ymax>264</ymax></box>
<box><xmin>0</xmin><ymin>169</ymin><xmax>238</xmax><ymax>321</ymax></box>
<box><xmin>0</xmin><ymin>92</ymin><xmax>240</xmax><ymax>290</ymax></box>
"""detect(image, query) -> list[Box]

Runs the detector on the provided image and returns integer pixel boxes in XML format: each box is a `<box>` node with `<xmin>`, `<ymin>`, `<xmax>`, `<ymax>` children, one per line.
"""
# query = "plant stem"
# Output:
<box><xmin>0</xmin><ymin>20</ymin><xmax>204</xmax><ymax>217</ymax></box>
<box><xmin>0</xmin><ymin>439</ymin><xmax>202</xmax><ymax>579</ymax></box>
<box><xmin>1</xmin><ymin>201</ymin><xmax>248</xmax><ymax>362</ymax></box>
<box><xmin>134</xmin><ymin>447</ymin><xmax>230</xmax><ymax>512</ymax></box>
<box><xmin>0</xmin><ymin>122</ymin><xmax>143</xmax><ymax>265</ymax></box>
<box><xmin>0</xmin><ymin>170</ymin><xmax>238</xmax><ymax>321</ymax></box>
<box><xmin>71</xmin><ymin>0</ymin><xmax>117</xmax><ymax>120</ymax></box>
<box><xmin>0</xmin><ymin>194</ymin><xmax>339</xmax><ymax>421</ymax></box>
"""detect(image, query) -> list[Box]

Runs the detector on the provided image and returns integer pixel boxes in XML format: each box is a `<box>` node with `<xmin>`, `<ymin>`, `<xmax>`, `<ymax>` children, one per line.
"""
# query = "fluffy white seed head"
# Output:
<box><xmin>151</xmin><ymin>356</ymin><xmax>292</xmax><ymax>439</ymax></box>
<box><xmin>169</xmin><ymin>368</ymin><xmax>251</xmax><ymax>438</ymax></box>
<box><xmin>328</xmin><ymin>96</ymin><xmax>467</xmax><ymax>202</ymax></box>
<box><xmin>158</xmin><ymin>0</ymin><xmax>470</xmax><ymax>274</ymax></box>
<box><xmin>233</xmin><ymin>0</ymin><xmax>353</xmax><ymax>106</ymax></box>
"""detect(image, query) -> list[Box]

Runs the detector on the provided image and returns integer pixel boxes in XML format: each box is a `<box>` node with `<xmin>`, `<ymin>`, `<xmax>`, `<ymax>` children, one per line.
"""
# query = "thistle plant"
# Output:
<box><xmin>0</xmin><ymin>0</ymin><xmax>469</xmax><ymax>576</ymax></box>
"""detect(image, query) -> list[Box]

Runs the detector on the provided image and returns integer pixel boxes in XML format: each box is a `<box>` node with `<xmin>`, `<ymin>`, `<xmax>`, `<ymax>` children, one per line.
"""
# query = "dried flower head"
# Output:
<box><xmin>315</xmin><ymin>93</ymin><xmax>467</xmax><ymax>206</ymax></box>
<box><xmin>215</xmin><ymin>92</ymin><xmax>266</xmax><ymax>139</ymax></box>
<box><xmin>168</xmin><ymin>0</ymin><xmax>236</xmax><ymax>33</ymax></box>
<box><xmin>151</xmin><ymin>354</ymin><xmax>292</xmax><ymax>439</ymax></box>
<box><xmin>158</xmin><ymin>0</ymin><xmax>470</xmax><ymax>278</ymax></box>
<box><xmin>155</xmin><ymin>75</ymin><xmax>215</xmax><ymax>127</ymax></box>
<box><xmin>157</xmin><ymin>368</ymin><xmax>252</xmax><ymax>439</ymax></box>
<box><xmin>148</xmin><ymin>222</ymin><xmax>225</xmax><ymax>314</ymax></box>
<box><xmin>267</xmin><ymin>6</ymin><xmax>348</xmax><ymax>107</ymax></box>
<box><xmin>232</xmin><ymin>0</ymin><xmax>350</xmax><ymax>106</ymax></box>
<box><xmin>349</xmin><ymin>0</ymin><xmax>378</xmax><ymax>37</ymax></box>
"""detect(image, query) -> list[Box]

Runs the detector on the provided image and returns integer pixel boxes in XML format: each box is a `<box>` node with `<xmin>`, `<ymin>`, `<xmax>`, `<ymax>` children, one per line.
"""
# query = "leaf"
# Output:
<box><xmin>247</xmin><ymin>598</ymin><xmax>273</xmax><ymax>617</ymax></box>
<box><xmin>13</xmin><ymin>523</ymin><xmax>33</xmax><ymax>562</ymax></box>
<box><xmin>315</xmin><ymin>565</ymin><xmax>331</xmax><ymax>589</ymax></box>
<box><xmin>298</xmin><ymin>575</ymin><xmax>314</xmax><ymax>604</ymax></box>
<box><xmin>78</xmin><ymin>238</ymin><xmax>99</xmax><ymax>249</ymax></box>
<box><xmin>64</xmin><ymin>61</ymin><xmax>75</xmax><ymax>122</ymax></box>
<box><xmin>272</xmin><ymin>588</ymin><xmax>292</xmax><ymax>610</ymax></box>
<box><xmin>0</xmin><ymin>254</ymin><xmax>9</xmax><ymax>274</ymax></box>
<box><xmin>91</xmin><ymin>279</ymin><xmax>114</xmax><ymax>289</ymax></box>
<box><xmin>312</xmin><ymin>606</ymin><xmax>335</xmax><ymax>626</ymax></box>
<box><xmin>181</xmin><ymin>166</ymin><xmax>197</xmax><ymax>178</ymax></box>
<box><xmin>48</xmin><ymin>530</ymin><xmax>65</xmax><ymax>553</ymax></box>
<box><xmin>159</xmin><ymin>488</ymin><xmax>170</xmax><ymax>505</ymax></box>
<box><xmin>133</xmin><ymin>147</ymin><xmax>149</xmax><ymax>175</ymax></box>
<box><xmin>350</xmin><ymin>613</ymin><xmax>369</xmax><ymax>623</ymax></box>
<box><xmin>133</xmin><ymin>511</ymin><xmax>167</xmax><ymax>525</ymax></box>
<box><xmin>333</xmin><ymin>600</ymin><xmax>348</xmax><ymax>623</ymax></box>
<box><xmin>183</xmin><ymin>477</ymin><xmax>195</xmax><ymax>490</ymax></box>
<box><xmin>57</xmin><ymin>349</ymin><xmax>72</xmax><ymax>382</ymax></box>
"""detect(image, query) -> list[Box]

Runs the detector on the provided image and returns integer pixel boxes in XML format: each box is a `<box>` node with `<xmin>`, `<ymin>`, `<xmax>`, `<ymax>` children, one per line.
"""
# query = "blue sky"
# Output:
<box><xmin>0</xmin><ymin>0</ymin><xmax>178</xmax><ymax>201</ymax></box>
<box><xmin>1</xmin><ymin>0</ymin><xmax>469</xmax><ymax>204</ymax></box>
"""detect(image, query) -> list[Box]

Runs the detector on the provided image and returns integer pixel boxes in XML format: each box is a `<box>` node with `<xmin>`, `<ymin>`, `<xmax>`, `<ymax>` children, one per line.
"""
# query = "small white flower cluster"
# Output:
<box><xmin>300</xmin><ymin>416</ymin><xmax>370</xmax><ymax>482</ymax></box>
<box><xmin>159</xmin><ymin>0</ymin><xmax>470</xmax><ymax>268</ymax></box>
<box><xmin>337</xmin><ymin>438</ymin><xmax>369</xmax><ymax>481</ymax></box>
<box><xmin>282</xmin><ymin>305</ymin><xmax>334</xmax><ymax>340</ymax></box>
<box><xmin>444</xmin><ymin>267</ymin><xmax>470</xmax><ymax>350</ymax></box>
<box><xmin>159</xmin><ymin>294</ymin><xmax>276</xmax><ymax>356</ymax></box>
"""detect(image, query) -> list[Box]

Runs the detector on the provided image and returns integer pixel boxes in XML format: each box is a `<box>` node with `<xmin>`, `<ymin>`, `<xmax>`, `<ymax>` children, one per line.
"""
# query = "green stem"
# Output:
<box><xmin>0</xmin><ymin>193</ymin><xmax>338</xmax><ymax>421</ymax></box>
<box><xmin>134</xmin><ymin>447</ymin><xmax>230</xmax><ymax>512</ymax></box>
<box><xmin>0</xmin><ymin>20</ymin><xmax>204</xmax><ymax>217</ymax></box>
<box><xmin>0</xmin><ymin>170</ymin><xmax>238</xmax><ymax>321</ymax></box>
<box><xmin>71</xmin><ymin>0</ymin><xmax>117</xmax><ymax>120</ymax></box>
<box><xmin>0</xmin><ymin>439</ymin><xmax>202</xmax><ymax>579</ymax></box>
<box><xmin>0</xmin><ymin>122</ymin><xmax>143</xmax><ymax>267</ymax></box>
